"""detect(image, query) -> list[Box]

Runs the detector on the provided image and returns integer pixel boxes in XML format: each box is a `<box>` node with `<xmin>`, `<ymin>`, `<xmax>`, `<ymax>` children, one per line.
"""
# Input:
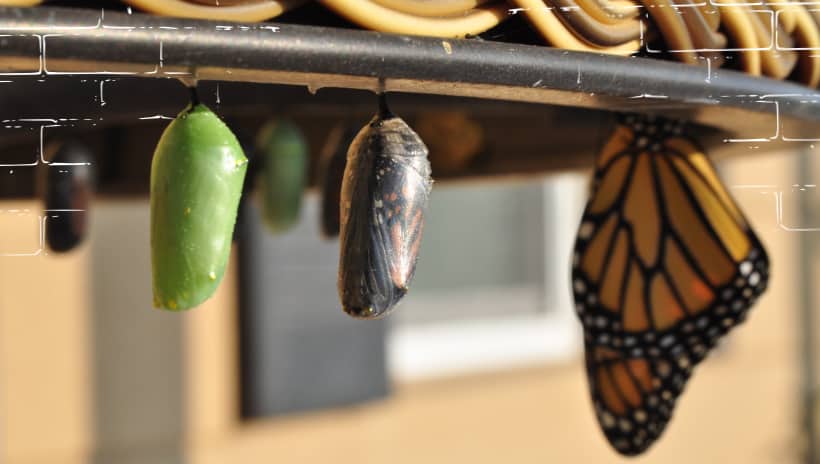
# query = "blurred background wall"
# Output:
<box><xmin>0</xmin><ymin>147</ymin><xmax>808</xmax><ymax>463</ymax></box>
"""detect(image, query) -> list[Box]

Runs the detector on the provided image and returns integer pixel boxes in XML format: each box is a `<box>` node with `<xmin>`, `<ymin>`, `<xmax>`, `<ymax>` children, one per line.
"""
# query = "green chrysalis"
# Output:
<box><xmin>150</xmin><ymin>103</ymin><xmax>248</xmax><ymax>311</ymax></box>
<box><xmin>255</xmin><ymin>120</ymin><xmax>308</xmax><ymax>234</ymax></box>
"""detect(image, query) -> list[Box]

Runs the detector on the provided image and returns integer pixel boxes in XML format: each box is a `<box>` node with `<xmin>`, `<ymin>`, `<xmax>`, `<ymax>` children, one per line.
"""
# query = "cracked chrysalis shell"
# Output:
<box><xmin>338</xmin><ymin>109</ymin><xmax>432</xmax><ymax>319</ymax></box>
<box><xmin>150</xmin><ymin>103</ymin><xmax>248</xmax><ymax>311</ymax></box>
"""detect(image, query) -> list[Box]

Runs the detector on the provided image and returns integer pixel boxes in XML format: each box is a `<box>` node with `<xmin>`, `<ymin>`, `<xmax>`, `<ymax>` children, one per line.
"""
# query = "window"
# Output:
<box><xmin>387</xmin><ymin>173</ymin><xmax>588</xmax><ymax>381</ymax></box>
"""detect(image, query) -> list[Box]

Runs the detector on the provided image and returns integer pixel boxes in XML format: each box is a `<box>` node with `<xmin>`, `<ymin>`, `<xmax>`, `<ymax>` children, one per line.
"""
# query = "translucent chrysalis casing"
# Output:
<box><xmin>338</xmin><ymin>98</ymin><xmax>432</xmax><ymax>319</ymax></box>
<box><xmin>150</xmin><ymin>103</ymin><xmax>248</xmax><ymax>311</ymax></box>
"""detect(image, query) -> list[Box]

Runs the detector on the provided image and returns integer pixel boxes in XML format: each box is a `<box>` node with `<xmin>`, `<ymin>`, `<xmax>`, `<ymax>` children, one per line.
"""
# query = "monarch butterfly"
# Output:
<box><xmin>338</xmin><ymin>94</ymin><xmax>432</xmax><ymax>319</ymax></box>
<box><xmin>572</xmin><ymin>114</ymin><xmax>769</xmax><ymax>455</ymax></box>
<box><xmin>151</xmin><ymin>97</ymin><xmax>248</xmax><ymax>311</ymax></box>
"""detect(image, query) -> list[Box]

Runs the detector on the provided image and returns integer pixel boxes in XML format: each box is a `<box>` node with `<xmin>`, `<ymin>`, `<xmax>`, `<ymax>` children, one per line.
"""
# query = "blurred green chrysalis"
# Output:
<box><xmin>255</xmin><ymin>120</ymin><xmax>308</xmax><ymax>234</ymax></box>
<box><xmin>150</xmin><ymin>102</ymin><xmax>248</xmax><ymax>311</ymax></box>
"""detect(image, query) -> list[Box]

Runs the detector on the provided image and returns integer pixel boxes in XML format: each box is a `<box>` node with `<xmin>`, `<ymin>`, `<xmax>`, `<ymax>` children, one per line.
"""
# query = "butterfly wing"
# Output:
<box><xmin>572</xmin><ymin>116</ymin><xmax>769</xmax><ymax>362</ymax></box>
<box><xmin>585</xmin><ymin>343</ymin><xmax>692</xmax><ymax>455</ymax></box>
<box><xmin>574</xmin><ymin>115</ymin><xmax>770</xmax><ymax>455</ymax></box>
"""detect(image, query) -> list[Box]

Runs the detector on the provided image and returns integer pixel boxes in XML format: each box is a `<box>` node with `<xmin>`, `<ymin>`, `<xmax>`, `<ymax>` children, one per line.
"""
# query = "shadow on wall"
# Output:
<box><xmin>90</xmin><ymin>201</ymin><xmax>185</xmax><ymax>464</ymax></box>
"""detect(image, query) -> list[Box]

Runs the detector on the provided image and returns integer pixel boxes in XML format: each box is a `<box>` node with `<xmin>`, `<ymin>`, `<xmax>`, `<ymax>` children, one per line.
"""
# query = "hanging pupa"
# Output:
<box><xmin>150</xmin><ymin>87</ymin><xmax>248</xmax><ymax>311</ymax></box>
<box><xmin>318</xmin><ymin>124</ymin><xmax>359</xmax><ymax>239</ymax></box>
<box><xmin>40</xmin><ymin>141</ymin><xmax>95</xmax><ymax>253</ymax></box>
<box><xmin>255</xmin><ymin>119</ymin><xmax>308</xmax><ymax>234</ymax></box>
<box><xmin>338</xmin><ymin>94</ymin><xmax>433</xmax><ymax>319</ymax></box>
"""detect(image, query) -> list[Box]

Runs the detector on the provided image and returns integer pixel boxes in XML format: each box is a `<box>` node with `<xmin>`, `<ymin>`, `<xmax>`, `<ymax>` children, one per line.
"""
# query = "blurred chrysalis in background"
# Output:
<box><xmin>40</xmin><ymin>141</ymin><xmax>95</xmax><ymax>253</ymax></box>
<box><xmin>318</xmin><ymin>124</ymin><xmax>358</xmax><ymax>239</ymax></box>
<box><xmin>256</xmin><ymin>119</ymin><xmax>309</xmax><ymax>235</ymax></box>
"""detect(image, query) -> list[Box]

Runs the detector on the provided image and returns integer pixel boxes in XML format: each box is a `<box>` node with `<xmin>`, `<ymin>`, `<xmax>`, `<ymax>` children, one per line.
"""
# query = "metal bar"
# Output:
<box><xmin>0</xmin><ymin>6</ymin><xmax>819</xmax><ymax>138</ymax></box>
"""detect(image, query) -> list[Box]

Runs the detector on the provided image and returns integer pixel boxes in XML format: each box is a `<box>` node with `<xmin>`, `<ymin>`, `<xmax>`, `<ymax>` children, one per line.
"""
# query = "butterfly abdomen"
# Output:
<box><xmin>338</xmin><ymin>113</ymin><xmax>432</xmax><ymax>319</ymax></box>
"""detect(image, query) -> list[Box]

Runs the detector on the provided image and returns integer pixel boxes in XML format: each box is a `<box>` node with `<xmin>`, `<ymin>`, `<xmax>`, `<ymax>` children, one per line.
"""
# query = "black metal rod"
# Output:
<box><xmin>1</xmin><ymin>6</ymin><xmax>820</xmax><ymax>137</ymax></box>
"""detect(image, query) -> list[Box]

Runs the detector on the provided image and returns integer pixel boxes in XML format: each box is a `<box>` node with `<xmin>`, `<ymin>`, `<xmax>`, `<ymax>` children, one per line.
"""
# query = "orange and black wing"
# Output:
<box><xmin>572</xmin><ymin>115</ymin><xmax>769</xmax><ymax>363</ymax></box>
<box><xmin>585</xmin><ymin>342</ymin><xmax>692</xmax><ymax>455</ymax></box>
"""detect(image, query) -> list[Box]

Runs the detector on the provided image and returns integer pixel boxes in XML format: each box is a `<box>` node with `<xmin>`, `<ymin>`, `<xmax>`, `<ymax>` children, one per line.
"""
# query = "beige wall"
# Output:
<box><xmin>0</xmin><ymin>205</ymin><xmax>92</xmax><ymax>464</ymax></box>
<box><xmin>0</xmin><ymin>201</ymin><xmax>238</xmax><ymax>463</ymax></box>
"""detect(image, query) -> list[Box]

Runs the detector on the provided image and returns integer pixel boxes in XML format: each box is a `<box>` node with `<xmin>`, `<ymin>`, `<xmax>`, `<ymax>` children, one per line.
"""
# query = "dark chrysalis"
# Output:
<box><xmin>41</xmin><ymin>141</ymin><xmax>94</xmax><ymax>253</ymax></box>
<box><xmin>318</xmin><ymin>124</ymin><xmax>358</xmax><ymax>239</ymax></box>
<box><xmin>338</xmin><ymin>94</ymin><xmax>433</xmax><ymax>319</ymax></box>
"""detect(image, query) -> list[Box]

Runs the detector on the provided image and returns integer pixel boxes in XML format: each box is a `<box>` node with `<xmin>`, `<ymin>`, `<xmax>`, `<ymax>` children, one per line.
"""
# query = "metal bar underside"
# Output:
<box><xmin>0</xmin><ymin>5</ymin><xmax>819</xmax><ymax>142</ymax></box>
